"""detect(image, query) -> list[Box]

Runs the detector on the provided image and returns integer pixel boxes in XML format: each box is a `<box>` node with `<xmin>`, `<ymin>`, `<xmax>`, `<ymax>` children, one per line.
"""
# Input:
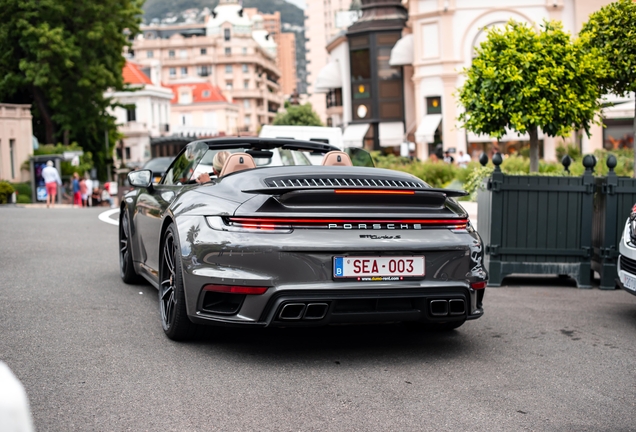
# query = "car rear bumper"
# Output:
<box><xmin>188</xmin><ymin>285</ymin><xmax>484</xmax><ymax>327</ymax></box>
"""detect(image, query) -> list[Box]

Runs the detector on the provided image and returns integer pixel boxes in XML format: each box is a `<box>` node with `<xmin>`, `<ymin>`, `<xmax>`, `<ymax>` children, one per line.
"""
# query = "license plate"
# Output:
<box><xmin>333</xmin><ymin>256</ymin><xmax>425</xmax><ymax>280</ymax></box>
<box><xmin>623</xmin><ymin>272</ymin><xmax>636</xmax><ymax>291</ymax></box>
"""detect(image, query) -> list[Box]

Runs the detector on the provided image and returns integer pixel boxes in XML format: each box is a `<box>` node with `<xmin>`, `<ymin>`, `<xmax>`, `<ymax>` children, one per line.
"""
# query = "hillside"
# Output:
<box><xmin>143</xmin><ymin>0</ymin><xmax>304</xmax><ymax>28</ymax></box>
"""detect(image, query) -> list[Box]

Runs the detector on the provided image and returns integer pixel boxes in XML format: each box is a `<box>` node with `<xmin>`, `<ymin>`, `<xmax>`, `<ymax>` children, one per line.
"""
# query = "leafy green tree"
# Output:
<box><xmin>458</xmin><ymin>20</ymin><xmax>606</xmax><ymax>172</ymax></box>
<box><xmin>273</xmin><ymin>102</ymin><xmax>323</xmax><ymax>126</ymax></box>
<box><xmin>0</xmin><ymin>0</ymin><xmax>143</xmax><ymax>180</ymax></box>
<box><xmin>580</xmin><ymin>0</ymin><xmax>636</xmax><ymax>177</ymax></box>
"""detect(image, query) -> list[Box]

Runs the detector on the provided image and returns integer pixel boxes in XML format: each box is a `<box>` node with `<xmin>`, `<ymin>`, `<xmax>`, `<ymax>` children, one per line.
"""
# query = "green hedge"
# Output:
<box><xmin>372</xmin><ymin>149</ymin><xmax>635</xmax><ymax>200</ymax></box>
<box><xmin>11</xmin><ymin>182</ymin><xmax>32</xmax><ymax>203</ymax></box>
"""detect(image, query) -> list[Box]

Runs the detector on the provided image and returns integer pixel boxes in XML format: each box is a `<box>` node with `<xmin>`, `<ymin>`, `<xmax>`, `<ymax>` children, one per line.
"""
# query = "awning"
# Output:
<box><xmin>342</xmin><ymin>123</ymin><xmax>370</xmax><ymax>148</ymax></box>
<box><xmin>379</xmin><ymin>122</ymin><xmax>405</xmax><ymax>147</ymax></box>
<box><xmin>603</xmin><ymin>100</ymin><xmax>634</xmax><ymax>119</ymax></box>
<box><xmin>415</xmin><ymin>114</ymin><xmax>442</xmax><ymax>143</ymax></box>
<box><xmin>467</xmin><ymin>128</ymin><xmax>545</xmax><ymax>143</ymax></box>
<box><xmin>389</xmin><ymin>34</ymin><xmax>413</xmax><ymax>66</ymax></box>
<box><xmin>314</xmin><ymin>61</ymin><xmax>342</xmax><ymax>94</ymax></box>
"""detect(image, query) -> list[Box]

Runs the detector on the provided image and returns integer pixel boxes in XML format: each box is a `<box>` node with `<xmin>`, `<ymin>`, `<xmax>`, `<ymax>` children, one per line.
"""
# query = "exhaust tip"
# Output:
<box><xmin>304</xmin><ymin>303</ymin><xmax>329</xmax><ymax>320</ymax></box>
<box><xmin>430</xmin><ymin>299</ymin><xmax>449</xmax><ymax>316</ymax></box>
<box><xmin>278</xmin><ymin>303</ymin><xmax>306</xmax><ymax>320</ymax></box>
<box><xmin>449</xmin><ymin>299</ymin><xmax>465</xmax><ymax>315</ymax></box>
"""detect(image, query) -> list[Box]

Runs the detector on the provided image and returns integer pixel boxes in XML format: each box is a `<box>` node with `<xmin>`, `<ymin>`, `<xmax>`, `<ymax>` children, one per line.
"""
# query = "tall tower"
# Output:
<box><xmin>346</xmin><ymin>0</ymin><xmax>407</xmax><ymax>149</ymax></box>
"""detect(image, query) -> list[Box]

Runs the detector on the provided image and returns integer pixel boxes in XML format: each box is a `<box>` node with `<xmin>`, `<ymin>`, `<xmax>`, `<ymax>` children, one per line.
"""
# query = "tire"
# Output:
<box><xmin>119</xmin><ymin>209</ymin><xmax>143</xmax><ymax>284</ymax></box>
<box><xmin>159</xmin><ymin>224</ymin><xmax>198</xmax><ymax>341</ymax></box>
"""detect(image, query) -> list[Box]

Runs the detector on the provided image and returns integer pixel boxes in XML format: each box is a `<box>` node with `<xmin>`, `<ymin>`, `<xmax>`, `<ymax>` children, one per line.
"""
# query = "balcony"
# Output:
<box><xmin>173</xmin><ymin>125</ymin><xmax>219</xmax><ymax>137</ymax></box>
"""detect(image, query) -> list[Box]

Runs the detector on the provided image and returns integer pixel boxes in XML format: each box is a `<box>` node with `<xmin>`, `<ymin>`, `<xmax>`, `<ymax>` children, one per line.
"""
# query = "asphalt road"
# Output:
<box><xmin>1</xmin><ymin>206</ymin><xmax>635</xmax><ymax>431</ymax></box>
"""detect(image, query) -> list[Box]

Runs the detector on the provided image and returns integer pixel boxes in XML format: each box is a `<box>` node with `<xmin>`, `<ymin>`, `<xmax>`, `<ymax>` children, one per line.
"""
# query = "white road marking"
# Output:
<box><xmin>98</xmin><ymin>208</ymin><xmax>120</xmax><ymax>226</ymax></box>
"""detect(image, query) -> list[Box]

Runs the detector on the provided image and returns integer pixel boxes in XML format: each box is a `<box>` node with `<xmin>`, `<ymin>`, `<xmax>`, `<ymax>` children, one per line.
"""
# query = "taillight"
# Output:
<box><xmin>203</xmin><ymin>284</ymin><xmax>269</xmax><ymax>295</ymax></box>
<box><xmin>470</xmin><ymin>281</ymin><xmax>487</xmax><ymax>289</ymax></box>
<box><xmin>334</xmin><ymin>189</ymin><xmax>415</xmax><ymax>195</ymax></box>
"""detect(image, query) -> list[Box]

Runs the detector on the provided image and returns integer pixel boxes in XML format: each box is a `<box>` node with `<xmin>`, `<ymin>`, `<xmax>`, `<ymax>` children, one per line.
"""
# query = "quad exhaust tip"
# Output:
<box><xmin>430</xmin><ymin>299</ymin><xmax>465</xmax><ymax>317</ymax></box>
<box><xmin>278</xmin><ymin>302</ymin><xmax>329</xmax><ymax>321</ymax></box>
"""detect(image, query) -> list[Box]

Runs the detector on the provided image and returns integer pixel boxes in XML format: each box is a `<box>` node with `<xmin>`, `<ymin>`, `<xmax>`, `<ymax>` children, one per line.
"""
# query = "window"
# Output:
<box><xmin>225</xmin><ymin>47</ymin><xmax>231</xmax><ymax>56</ymax></box>
<box><xmin>243</xmin><ymin>80</ymin><xmax>249</xmax><ymax>89</ymax></box>
<box><xmin>169</xmin><ymin>68</ymin><xmax>176</xmax><ymax>77</ymax></box>
<box><xmin>198</xmin><ymin>65</ymin><xmax>209</xmax><ymax>77</ymax></box>
<box><xmin>243</xmin><ymin>99</ymin><xmax>250</xmax><ymax>109</ymax></box>
<box><xmin>350</xmin><ymin>49</ymin><xmax>371</xmax><ymax>81</ymax></box>
<box><xmin>226</xmin><ymin>81</ymin><xmax>233</xmax><ymax>90</ymax></box>
<box><xmin>147</xmin><ymin>50</ymin><xmax>154</xmax><ymax>58</ymax></box>
<box><xmin>242</xmin><ymin>47</ymin><xmax>247</xmax><ymax>55</ymax></box>
<box><xmin>224</xmin><ymin>28</ymin><xmax>231</xmax><ymax>41</ymax></box>
<box><xmin>244</xmin><ymin>115</ymin><xmax>251</xmax><ymax>125</ymax></box>
<box><xmin>179</xmin><ymin>90</ymin><xmax>192</xmax><ymax>104</ymax></box>
<box><xmin>179</xmin><ymin>49</ymin><xmax>187</xmax><ymax>58</ymax></box>
<box><xmin>242</xmin><ymin>64</ymin><xmax>248</xmax><ymax>73</ymax></box>
<box><xmin>9</xmin><ymin>139</ymin><xmax>15</xmax><ymax>179</ymax></box>
<box><xmin>168</xmin><ymin>50</ymin><xmax>175</xmax><ymax>58</ymax></box>
<box><xmin>180</xmin><ymin>67</ymin><xmax>188</xmax><ymax>76</ymax></box>
<box><xmin>225</xmin><ymin>65</ymin><xmax>233</xmax><ymax>74</ymax></box>
<box><xmin>200</xmin><ymin>48</ymin><xmax>207</xmax><ymax>55</ymax></box>
<box><xmin>202</xmin><ymin>90</ymin><xmax>210</xmax><ymax>98</ymax></box>
<box><xmin>126</xmin><ymin>106</ymin><xmax>136</xmax><ymax>122</ymax></box>
<box><xmin>125</xmin><ymin>147</ymin><xmax>131</xmax><ymax>160</ymax></box>
<box><xmin>377</xmin><ymin>47</ymin><xmax>401</xmax><ymax>80</ymax></box>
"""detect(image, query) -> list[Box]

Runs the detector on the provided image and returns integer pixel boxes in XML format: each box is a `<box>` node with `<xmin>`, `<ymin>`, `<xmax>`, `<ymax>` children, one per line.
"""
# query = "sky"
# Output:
<box><xmin>285</xmin><ymin>0</ymin><xmax>306</xmax><ymax>9</ymax></box>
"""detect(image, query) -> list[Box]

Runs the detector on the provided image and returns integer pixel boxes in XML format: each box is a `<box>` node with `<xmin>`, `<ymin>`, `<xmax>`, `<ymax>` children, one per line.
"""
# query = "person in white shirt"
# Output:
<box><xmin>41</xmin><ymin>160</ymin><xmax>62</xmax><ymax>208</ymax></box>
<box><xmin>456</xmin><ymin>150</ymin><xmax>472</xmax><ymax>168</ymax></box>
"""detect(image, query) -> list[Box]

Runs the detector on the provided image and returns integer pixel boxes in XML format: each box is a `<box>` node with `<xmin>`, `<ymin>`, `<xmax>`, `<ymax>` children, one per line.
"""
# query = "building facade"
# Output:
<box><xmin>0</xmin><ymin>104</ymin><xmax>33</xmax><ymax>183</ymax></box>
<box><xmin>406</xmin><ymin>0</ymin><xmax>616</xmax><ymax>161</ymax></box>
<box><xmin>304</xmin><ymin>0</ymin><xmax>356</xmax><ymax>122</ymax></box>
<box><xmin>131</xmin><ymin>0</ymin><xmax>284</xmax><ymax>136</ymax></box>
<box><xmin>106</xmin><ymin>62</ymin><xmax>174</xmax><ymax>167</ymax></box>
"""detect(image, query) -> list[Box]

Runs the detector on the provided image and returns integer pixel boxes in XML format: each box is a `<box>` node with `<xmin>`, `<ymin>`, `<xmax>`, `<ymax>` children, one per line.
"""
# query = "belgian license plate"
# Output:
<box><xmin>333</xmin><ymin>256</ymin><xmax>425</xmax><ymax>281</ymax></box>
<box><xmin>623</xmin><ymin>273</ymin><xmax>636</xmax><ymax>291</ymax></box>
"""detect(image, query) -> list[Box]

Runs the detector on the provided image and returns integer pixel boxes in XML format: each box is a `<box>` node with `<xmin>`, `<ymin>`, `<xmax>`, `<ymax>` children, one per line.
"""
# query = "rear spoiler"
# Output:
<box><xmin>242</xmin><ymin>186</ymin><xmax>468</xmax><ymax>198</ymax></box>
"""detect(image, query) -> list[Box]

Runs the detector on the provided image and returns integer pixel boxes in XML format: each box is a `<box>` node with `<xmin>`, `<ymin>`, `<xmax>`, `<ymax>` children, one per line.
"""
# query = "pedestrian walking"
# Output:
<box><xmin>443</xmin><ymin>150</ymin><xmax>455</xmax><ymax>165</ymax></box>
<box><xmin>79</xmin><ymin>176</ymin><xmax>88</xmax><ymax>207</ymax></box>
<box><xmin>72</xmin><ymin>173</ymin><xmax>82</xmax><ymax>207</ymax></box>
<box><xmin>85</xmin><ymin>175</ymin><xmax>93</xmax><ymax>207</ymax></box>
<box><xmin>41</xmin><ymin>160</ymin><xmax>62</xmax><ymax>208</ymax></box>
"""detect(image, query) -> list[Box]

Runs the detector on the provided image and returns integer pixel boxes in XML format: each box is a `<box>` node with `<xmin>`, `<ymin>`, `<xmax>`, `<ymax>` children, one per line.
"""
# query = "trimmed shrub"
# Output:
<box><xmin>0</xmin><ymin>181</ymin><xmax>15</xmax><ymax>204</ymax></box>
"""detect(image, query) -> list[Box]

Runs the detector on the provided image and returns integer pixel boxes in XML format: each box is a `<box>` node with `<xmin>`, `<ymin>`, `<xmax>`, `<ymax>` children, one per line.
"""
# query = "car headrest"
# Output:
<box><xmin>321</xmin><ymin>151</ymin><xmax>352</xmax><ymax>166</ymax></box>
<box><xmin>219</xmin><ymin>153</ymin><xmax>256</xmax><ymax>177</ymax></box>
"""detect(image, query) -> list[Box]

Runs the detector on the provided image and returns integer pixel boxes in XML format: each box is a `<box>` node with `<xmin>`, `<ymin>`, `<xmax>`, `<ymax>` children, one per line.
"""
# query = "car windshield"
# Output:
<box><xmin>191</xmin><ymin>147</ymin><xmax>311</xmax><ymax>179</ymax></box>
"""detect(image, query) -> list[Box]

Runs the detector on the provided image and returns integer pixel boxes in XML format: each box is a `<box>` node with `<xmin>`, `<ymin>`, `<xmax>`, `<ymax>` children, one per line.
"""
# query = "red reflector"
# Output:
<box><xmin>203</xmin><ymin>284</ymin><xmax>268</xmax><ymax>295</ymax></box>
<box><xmin>470</xmin><ymin>281</ymin><xmax>487</xmax><ymax>289</ymax></box>
<box><xmin>334</xmin><ymin>189</ymin><xmax>415</xmax><ymax>195</ymax></box>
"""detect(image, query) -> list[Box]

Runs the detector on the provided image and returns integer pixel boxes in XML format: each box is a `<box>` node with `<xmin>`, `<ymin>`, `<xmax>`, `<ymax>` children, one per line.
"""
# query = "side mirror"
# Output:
<box><xmin>128</xmin><ymin>170</ymin><xmax>153</xmax><ymax>188</ymax></box>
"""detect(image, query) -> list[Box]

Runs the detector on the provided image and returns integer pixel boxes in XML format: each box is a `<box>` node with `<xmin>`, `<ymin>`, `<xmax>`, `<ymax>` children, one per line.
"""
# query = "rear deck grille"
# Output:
<box><xmin>265</xmin><ymin>176</ymin><xmax>427</xmax><ymax>190</ymax></box>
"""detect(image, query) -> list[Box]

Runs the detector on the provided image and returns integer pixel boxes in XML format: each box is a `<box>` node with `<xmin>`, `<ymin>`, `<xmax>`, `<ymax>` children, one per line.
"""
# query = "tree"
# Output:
<box><xmin>0</xmin><ymin>0</ymin><xmax>143</xmax><ymax>180</ymax></box>
<box><xmin>273</xmin><ymin>102</ymin><xmax>323</xmax><ymax>126</ymax></box>
<box><xmin>580</xmin><ymin>0</ymin><xmax>636</xmax><ymax>177</ymax></box>
<box><xmin>458</xmin><ymin>20</ymin><xmax>605</xmax><ymax>172</ymax></box>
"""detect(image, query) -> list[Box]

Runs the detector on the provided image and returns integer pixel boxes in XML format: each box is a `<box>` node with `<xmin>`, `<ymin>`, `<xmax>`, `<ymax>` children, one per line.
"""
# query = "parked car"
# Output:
<box><xmin>617</xmin><ymin>205</ymin><xmax>636</xmax><ymax>295</ymax></box>
<box><xmin>142</xmin><ymin>156</ymin><xmax>174</xmax><ymax>184</ymax></box>
<box><xmin>119</xmin><ymin>137</ymin><xmax>487</xmax><ymax>341</ymax></box>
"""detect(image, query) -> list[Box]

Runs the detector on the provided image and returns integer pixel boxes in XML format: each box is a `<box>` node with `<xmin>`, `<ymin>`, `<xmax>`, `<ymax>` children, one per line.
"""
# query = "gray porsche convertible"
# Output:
<box><xmin>119</xmin><ymin>138</ymin><xmax>487</xmax><ymax>340</ymax></box>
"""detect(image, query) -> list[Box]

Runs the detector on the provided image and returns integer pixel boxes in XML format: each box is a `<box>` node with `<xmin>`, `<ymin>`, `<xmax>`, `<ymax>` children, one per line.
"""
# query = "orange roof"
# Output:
<box><xmin>123</xmin><ymin>62</ymin><xmax>152</xmax><ymax>85</ymax></box>
<box><xmin>163</xmin><ymin>82</ymin><xmax>228</xmax><ymax>104</ymax></box>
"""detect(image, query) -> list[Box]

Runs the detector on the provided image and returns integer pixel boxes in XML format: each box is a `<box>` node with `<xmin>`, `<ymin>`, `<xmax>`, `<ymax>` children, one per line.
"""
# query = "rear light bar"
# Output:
<box><xmin>203</xmin><ymin>284</ymin><xmax>269</xmax><ymax>295</ymax></box>
<box><xmin>334</xmin><ymin>189</ymin><xmax>415</xmax><ymax>195</ymax></box>
<box><xmin>207</xmin><ymin>216</ymin><xmax>468</xmax><ymax>232</ymax></box>
<box><xmin>227</xmin><ymin>217</ymin><xmax>468</xmax><ymax>229</ymax></box>
<box><xmin>470</xmin><ymin>281</ymin><xmax>487</xmax><ymax>290</ymax></box>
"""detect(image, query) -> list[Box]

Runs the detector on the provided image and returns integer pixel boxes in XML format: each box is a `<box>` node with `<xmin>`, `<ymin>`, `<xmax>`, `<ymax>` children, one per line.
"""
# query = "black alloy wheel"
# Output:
<box><xmin>120</xmin><ymin>209</ymin><xmax>142</xmax><ymax>284</ymax></box>
<box><xmin>159</xmin><ymin>224</ymin><xmax>197</xmax><ymax>341</ymax></box>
